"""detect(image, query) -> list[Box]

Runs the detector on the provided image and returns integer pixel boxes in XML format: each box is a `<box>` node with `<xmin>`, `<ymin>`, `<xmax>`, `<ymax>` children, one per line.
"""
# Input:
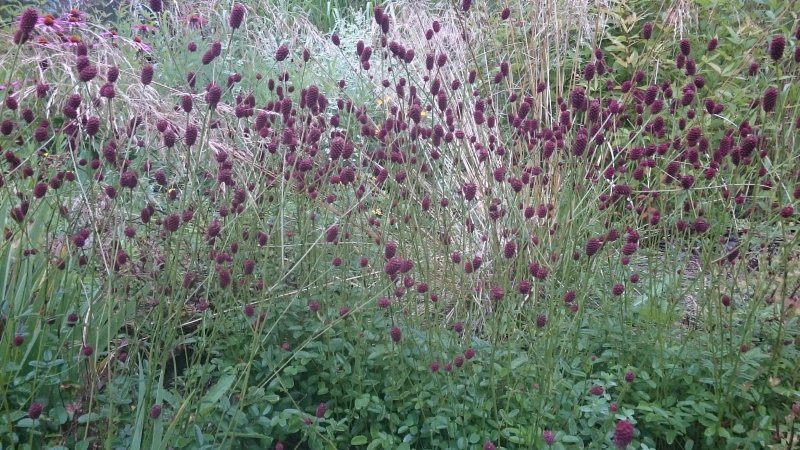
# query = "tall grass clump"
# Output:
<box><xmin>0</xmin><ymin>0</ymin><xmax>798</xmax><ymax>449</ymax></box>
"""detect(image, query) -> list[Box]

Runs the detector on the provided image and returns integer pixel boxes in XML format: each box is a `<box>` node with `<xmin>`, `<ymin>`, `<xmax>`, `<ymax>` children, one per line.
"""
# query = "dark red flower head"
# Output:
<box><xmin>570</xmin><ymin>87</ymin><xmax>586</xmax><ymax>110</ymax></box>
<box><xmin>462</xmin><ymin>182</ymin><xmax>477</xmax><ymax>201</ymax></box>
<box><xmin>202</xmin><ymin>43</ymin><xmax>220</xmax><ymax>65</ymax></box>
<box><xmin>769</xmin><ymin>35</ymin><xmax>785</xmax><ymax>61</ymax></box>
<box><xmin>229</xmin><ymin>3</ymin><xmax>245</xmax><ymax>29</ymax></box>
<box><xmin>536</xmin><ymin>314</ymin><xmax>547</xmax><ymax>328</ymax></box>
<box><xmin>205</xmin><ymin>83</ymin><xmax>222</xmax><ymax>108</ymax></box>
<box><xmin>613</xmin><ymin>420</ymin><xmax>635</xmax><ymax>449</ymax></box>
<box><xmin>79</xmin><ymin>66</ymin><xmax>98</xmax><ymax>83</ymax></box>
<box><xmin>150</xmin><ymin>404</ymin><xmax>162</xmax><ymax>419</ymax></box>
<box><xmin>86</xmin><ymin>116</ymin><xmax>100</xmax><ymax>136</ymax></box>
<box><xmin>33</xmin><ymin>182</ymin><xmax>47</xmax><ymax>198</ymax></box>
<box><xmin>102</xmin><ymin>67</ymin><xmax>118</xmax><ymax>85</ymax></box>
<box><xmin>325</xmin><ymin>225</ymin><xmax>338</xmax><ymax>243</ymax></box>
<box><xmin>19</xmin><ymin>8</ymin><xmax>38</xmax><ymax>35</ymax></box>
<box><xmin>162</xmin><ymin>129</ymin><xmax>176</xmax><ymax>148</ymax></box>
<box><xmin>164</xmin><ymin>213</ymin><xmax>180</xmax><ymax>232</ymax></box>
<box><xmin>503</xmin><ymin>241</ymin><xmax>516</xmax><ymax>258</ymax></box>
<box><xmin>585</xmin><ymin>237</ymin><xmax>602</xmax><ymax>257</ymax></box>
<box><xmin>584</xmin><ymin>62</ymin><xmax>595</xmax><ymax>81</ymax></box>
<box><xmin>642</xmin><ymin>21</ymin><xmax>653</xmax><ymax>39</ymax></box>
<box><xmin>181</xmin><ymin>94</ymin><xmax>193</xmax><ymax>113</ymax></box>
<box><xmin>27</xmin><ymin>402</ymin><xmax>44</xmax><ymax>419</ymax></box>
<box><xmin>679</xmin><ymin>39</ymin><xmax>691</xmax><ymax>56</ymax></box>
<box><xmin>490</xmin><ymin>286</ymin><xmax>504</xmax><ymax>301</ymax></box>
<box><xmin>140</xmin><ymin>64</ymin><xmax>154</xmax><ymax>85</ymax></box>
<box><xmin>184</xmin><ymin>123</ymin><xmax>198</xmax><ymax>146</ymax></box>
<box><xmin>762</xmin><ymin>86</ymin><xmax>778</xmax><ymax>113</ymax></box>
<box><xmin>275</xmin><ymin>44</ymin><xmax>289</xmax><ymax>62</ymax></box>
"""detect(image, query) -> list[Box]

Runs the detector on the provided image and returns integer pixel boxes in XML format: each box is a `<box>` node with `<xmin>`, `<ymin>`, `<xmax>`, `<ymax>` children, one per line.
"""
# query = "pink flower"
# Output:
<box><xmin>131</xmin><ymin>36</ymin><xmax>152</xmax><ymax>53</ymax></box>
<box><xmin>36</xmin><ymin>14</ymin><xmax>68</xmax><ymax>33</ymax></box>
<box><xmin>187</xmin><ymin>13</ymin><xmax>205</xmax><ymax>28</ymax></box>
<box><xmin>543</xmin><ymin>430</ymin><xmax>555</xmax><ymax>445</ymax></box>
<box><xmin>133</xmin><ymin>24</ymin><xmax>158</xmax><ymax>33</ymax></box>
<box><xmin>63</xmin><ymin>9</ymin><xmax>85</xmax><ymax>27</ymax></box>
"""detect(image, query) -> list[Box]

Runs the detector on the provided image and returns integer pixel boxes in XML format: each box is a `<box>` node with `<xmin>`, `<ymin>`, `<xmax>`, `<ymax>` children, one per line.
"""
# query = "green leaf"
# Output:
<box><xmin>511</xmin><ymin>354</ymin><xmax>528</xmax><ymax>370</ymax></box>
<box><xmin>16</xmin><ymin>418</ymin><xmax>35</xmax><ymax>428</ymax></box>
<box><xmin>51</xmin><ymin>406</ymin><xmax>68</xmax><ymax>425</ymax></box>
<box><xmin>77</xmin><ymin>413</ymin><xmax>101</xmax><ymax>424</ymax></box>
<box><xmin>355</xmin><ymin>395</ymin><xmax>370</xmax><ymax>409</ymax></box>
<box><xmin>199</xmin><ymin>372</ymin><xmax>236</xmax><ymax>417</ymax></box>
<box><xmin>350</xmin><ymin>436</ymin><xmax>368</xmax><ymax>446</ymax></box>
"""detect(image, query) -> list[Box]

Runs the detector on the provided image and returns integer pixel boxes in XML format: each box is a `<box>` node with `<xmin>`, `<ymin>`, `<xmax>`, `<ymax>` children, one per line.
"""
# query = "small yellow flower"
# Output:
<box><xmin>376</xmin><ymin>96</ymin><xmax>393</xmax><ymax>106</ymax></box>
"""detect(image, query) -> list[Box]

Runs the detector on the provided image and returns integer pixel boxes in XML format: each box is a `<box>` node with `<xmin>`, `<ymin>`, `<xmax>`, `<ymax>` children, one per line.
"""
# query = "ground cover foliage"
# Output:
<box><xmin>0</xmin><ymin>0</ymin><xmax>798</xmax><ymax>448</ymax></box>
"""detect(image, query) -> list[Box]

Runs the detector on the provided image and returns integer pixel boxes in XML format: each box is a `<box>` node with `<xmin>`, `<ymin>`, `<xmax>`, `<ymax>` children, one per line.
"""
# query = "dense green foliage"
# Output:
<box><xmin>0</xmin><ymin>0</ymin><xmax>798</xmax><ymax>449</ymax></box>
